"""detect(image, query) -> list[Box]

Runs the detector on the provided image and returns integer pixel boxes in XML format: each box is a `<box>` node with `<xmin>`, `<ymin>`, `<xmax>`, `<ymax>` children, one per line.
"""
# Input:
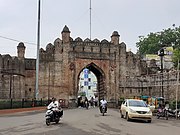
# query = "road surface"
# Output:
<box><xmin>0</xmin><ymin>107</ymin><xmax>179</xmax><ymax>135</ymax></box>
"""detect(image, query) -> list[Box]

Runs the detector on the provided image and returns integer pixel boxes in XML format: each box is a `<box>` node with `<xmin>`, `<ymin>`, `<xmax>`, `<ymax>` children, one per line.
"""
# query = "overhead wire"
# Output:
<box><xmin>0</xmin><ymin>35</ymin><xmax>37</xmax><ymax>46</ymax></box>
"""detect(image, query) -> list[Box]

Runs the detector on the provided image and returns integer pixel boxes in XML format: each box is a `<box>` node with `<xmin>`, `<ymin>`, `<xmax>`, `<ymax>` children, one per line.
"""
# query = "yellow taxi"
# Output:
<box><xmin>120</xmin><ymin>99</ymin><xmax>152</xmax><ymax>123</ymax></box>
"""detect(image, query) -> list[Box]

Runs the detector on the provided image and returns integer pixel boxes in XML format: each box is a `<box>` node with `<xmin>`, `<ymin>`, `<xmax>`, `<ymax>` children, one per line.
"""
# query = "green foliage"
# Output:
<box><xmin>172</xmin><ymin>49</ymin><xmax>180</xmax><ymax>68</ymax></box>
<box><xmin>169</xmin><ymin>100</ymin><xmax>180</xmax><ymax>109</ymax></box>
<box><xmin>136</xmin><ymin>26</ymin><xmax>180</xmax><ymax>56</ymax></box>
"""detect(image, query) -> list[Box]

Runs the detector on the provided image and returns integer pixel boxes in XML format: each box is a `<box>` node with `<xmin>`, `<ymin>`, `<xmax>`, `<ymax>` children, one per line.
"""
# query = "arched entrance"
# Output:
<box><xmin>77</xmin><ymin>63</ymin><xmax>106</xmax><ymax>102</ymax></box>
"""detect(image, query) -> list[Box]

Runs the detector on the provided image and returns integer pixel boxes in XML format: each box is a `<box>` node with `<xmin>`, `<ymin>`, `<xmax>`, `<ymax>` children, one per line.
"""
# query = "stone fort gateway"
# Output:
<box><xmin>1</xmin><ymin>25</ymin><xmax>178</xmax><ymax>107</ymax></box>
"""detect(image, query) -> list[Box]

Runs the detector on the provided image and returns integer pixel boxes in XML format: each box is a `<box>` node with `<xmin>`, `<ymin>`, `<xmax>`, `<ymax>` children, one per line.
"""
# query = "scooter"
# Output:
<box><xmin>85</xmin><ymin>101</ymin><xmax>89</xmax><ymax>109</ymax></box>
<box><xmin>100</xmin><ymin>104</ymin><xmax>107</xmax><ymax>116</ymax></box>
<box><xmin>156</xmin><ymin>107</ymin><xmax>168</xmax><ymax>120</ymax></box>
<box><xmin>167</xmin><ymin>109</ymin><xmax>177</xmax><ymax>118</ymax></box>
<box><xmin>178</xmin><ymin>111</ymin><xmax>180</xmax><ymax>119</ymax></box>
<box><xmin>166</xmin><ymin>109</ymin><xmax>180</xmax><ymax>119</ymax></box>
<box><xmin>45</xmin><ymin>107</ymin><xmax>63</xmax><ymax>126</ymax></box>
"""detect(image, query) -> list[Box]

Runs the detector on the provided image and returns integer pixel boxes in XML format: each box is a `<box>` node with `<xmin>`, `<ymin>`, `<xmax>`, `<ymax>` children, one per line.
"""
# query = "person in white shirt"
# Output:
<box><xmin>100</xmin><ymin>97</ymin><xmax>107</xmax><ymax>113</ymax></box>
<box><xmin>47</xmin><ymin>97</ymin><xmax>59</xmax><ymax>110</ymax></box>
<box><xmin>47</xmin><ymin>97</ymin><xmax>59</xmax><ymax>119</ymax></box>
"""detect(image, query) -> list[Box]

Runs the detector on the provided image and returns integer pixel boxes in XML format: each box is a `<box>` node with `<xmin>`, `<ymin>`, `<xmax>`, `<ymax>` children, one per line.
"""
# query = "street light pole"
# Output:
<box><xmin>9</xmin><ymin>75</ymin><xmax>12</xmax><ymax>99</ymax></box>
<box><xmin>159</xmin><ymin>48</ymin><xmax>165</xmax><ymax>98</ymax></box>
<box><xmin>35</xmin><ymin>0</ymin><xmax>41</xmax><ymax>99</ymax></box>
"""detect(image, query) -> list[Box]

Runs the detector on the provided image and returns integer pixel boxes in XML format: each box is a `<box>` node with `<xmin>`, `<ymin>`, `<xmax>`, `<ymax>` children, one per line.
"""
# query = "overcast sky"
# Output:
<box><xmin>0</xmin><ymin>0</ymin><xmax>180</xmax><ymax>58</ymax></box>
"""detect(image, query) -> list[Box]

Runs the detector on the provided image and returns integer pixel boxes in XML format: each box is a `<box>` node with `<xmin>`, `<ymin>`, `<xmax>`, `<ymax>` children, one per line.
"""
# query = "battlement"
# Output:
<box><xmin>40</xmin><ymin>25</ymin><xmax>124</xmax><ymax>61</ymax></box>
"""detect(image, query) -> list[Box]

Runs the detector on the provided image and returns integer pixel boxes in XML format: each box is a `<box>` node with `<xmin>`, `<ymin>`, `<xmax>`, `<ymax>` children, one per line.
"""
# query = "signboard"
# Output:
<box><xmin>84</xmin><ymin>68</ymin><xmax>89</xmax><ymax>78</ymax></box>
<box><xmin>145</xmin><ymin>54</ymin><xmax>159</xmax><ymax>61</ymax></box>
<box><xmin>84</xmin><ymin>74</ymin><xmax>88</xmax><ymax>78</ymax></box>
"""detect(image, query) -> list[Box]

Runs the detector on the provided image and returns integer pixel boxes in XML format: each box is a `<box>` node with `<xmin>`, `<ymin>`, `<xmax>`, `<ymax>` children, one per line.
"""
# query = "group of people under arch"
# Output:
<box><xmin>77</xmin><ymin>96</ymin><xmax>98</xmax><ymax>108</ymax></box>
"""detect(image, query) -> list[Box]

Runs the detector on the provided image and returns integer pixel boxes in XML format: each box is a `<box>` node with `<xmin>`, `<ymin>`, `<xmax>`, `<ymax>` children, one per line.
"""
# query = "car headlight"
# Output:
<box><xmin>129</xmin><ymin>108</ymin><xmax>136</xmax><ymax>113</ymax></box>
<box><xmin>147</xmin><ymin>110</ymin><xmax>152</xmax><ymax>114</ymax></box>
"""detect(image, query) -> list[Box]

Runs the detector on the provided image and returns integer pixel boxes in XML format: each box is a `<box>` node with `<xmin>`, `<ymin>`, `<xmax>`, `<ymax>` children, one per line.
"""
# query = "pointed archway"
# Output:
<box><xmin>77</xmin><ymin>62</ymin><xmax>106</xmax><ymax>101</ymax></box>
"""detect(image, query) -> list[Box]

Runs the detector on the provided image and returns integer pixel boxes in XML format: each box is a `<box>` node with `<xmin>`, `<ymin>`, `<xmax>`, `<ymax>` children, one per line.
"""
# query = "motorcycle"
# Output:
<box><xmin>169</xmin><ymin>109</ymin><xmax>180</xmax><ymax>119</ymax></box>
<box><xmin>167</xmin><ymin>109</ymin><xmax>177</xmax><ymax>118</ymax></box>
<box><xmin>100</xmin><ymin>104</ymin><xmax>107</xmax><ymax>116</ymax></box>
<box><xmin>178</xmin><ymin>111</ymin><xmax>180</xmax><ymax>119</ymax></box>
<box><xmin>85</xmin><ymin>101</ymin><xmax>89</xmax><ymax>109</ymax></box>
<box><xmin>45</xmin><ymin>107</ymin><xmax>63</xmax><ymax>126</ymax></box>
<box><xmin>156</xmin><ymin>107</ymin><xmax>168</xmax><ymax>120</ymax></box>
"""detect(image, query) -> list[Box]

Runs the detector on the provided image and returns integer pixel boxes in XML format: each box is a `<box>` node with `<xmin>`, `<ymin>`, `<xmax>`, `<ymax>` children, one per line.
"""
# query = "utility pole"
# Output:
<box><xmin>89</xmin><ymin>0</ymin><xmax>92</xmax><ymax>40</ymax></box>
<box><xmin>35</xmin><ymin>0</ymin><xmax>41</xmax><ymax>99</ymax></box>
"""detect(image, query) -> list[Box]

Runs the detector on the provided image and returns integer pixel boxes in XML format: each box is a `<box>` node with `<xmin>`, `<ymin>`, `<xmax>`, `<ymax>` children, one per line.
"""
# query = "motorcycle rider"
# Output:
<box><xmin>84</xmin><ymin>96</ymin><xmax>89</xmax><ymax>109</ymax></box>
<box><xmin>100</xmin><ymin>97</ymin><xmax>107</xmax><ymax>113</ymax></box>
<box><xmin>47</xmin><ymin>97</ymin><xmax>59</xmax><ymax>119</ymax></box>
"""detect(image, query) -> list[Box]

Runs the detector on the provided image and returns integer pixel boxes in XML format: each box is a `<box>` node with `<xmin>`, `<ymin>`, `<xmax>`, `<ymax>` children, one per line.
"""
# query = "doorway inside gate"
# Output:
<box><xmin>77</xmin><ymin>63</ymin><xmax>106</xmax><ymax>106</ymax></box>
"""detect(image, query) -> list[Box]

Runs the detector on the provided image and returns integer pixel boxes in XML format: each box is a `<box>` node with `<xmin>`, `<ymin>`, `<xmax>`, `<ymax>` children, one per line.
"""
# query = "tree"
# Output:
<box><xmin>136</xmin><ymin>26</ymin><xmax>180</xmax><ymax>56</ymax></box>
<box><xmin>172</xmin><ymin>49</ymin><xmax>180</xmax><ymax>68</ymax></box>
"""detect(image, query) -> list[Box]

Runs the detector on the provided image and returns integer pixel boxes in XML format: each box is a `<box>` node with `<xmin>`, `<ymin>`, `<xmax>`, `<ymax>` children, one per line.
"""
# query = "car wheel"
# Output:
<box><xmin>126</xmin><ymin>112</ymin><xmax>130</xmax><ymax>121</ymax></box>
<box><xmin>120</xmin><ymin>111</ymin><xmax>124</xmax><ymax>118</ymax></box>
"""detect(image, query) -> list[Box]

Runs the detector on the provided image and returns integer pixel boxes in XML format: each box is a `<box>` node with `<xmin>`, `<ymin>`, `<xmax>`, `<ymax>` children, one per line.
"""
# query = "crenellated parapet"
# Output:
<box><xmin>0</xmin><ymin>54</ymin><xmax>26</xmax><ymax>76</ymax></box>
<box><xmin>1</xmin><ymin>54</ymin><xmax>13</xmax><ymax>69</ymax></box>
<box><xmin>40</xmin><ymin>26</ymin><xmax>125</xmax><ymax>53</ymax></box>
<box><xmin>40</xmin><ymin>43</ymin><xmax>55</xmax><ymax>61</ymax></box>
<box><xmin>40</xmin><ymin>31</ymin><xmax>123</xmax><ymax>62</ymax></box>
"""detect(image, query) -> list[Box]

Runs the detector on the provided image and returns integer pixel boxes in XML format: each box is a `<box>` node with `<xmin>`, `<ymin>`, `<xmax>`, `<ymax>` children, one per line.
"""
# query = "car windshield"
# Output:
<box><xmin>128</xmin><ymin>100</ymin><xmax>147</xmax><ymax>107</ymax></box>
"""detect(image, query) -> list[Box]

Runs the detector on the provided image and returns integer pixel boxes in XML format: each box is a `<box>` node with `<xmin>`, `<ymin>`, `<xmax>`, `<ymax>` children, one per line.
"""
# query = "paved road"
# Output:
<box><xmin>0</xmin><ymin>107</ymin><xmax>180</xmax><ymax>135</ymax></box>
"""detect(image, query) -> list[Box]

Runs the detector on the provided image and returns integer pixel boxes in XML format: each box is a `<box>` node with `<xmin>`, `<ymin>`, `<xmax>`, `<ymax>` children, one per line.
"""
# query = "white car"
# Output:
<box><xmin>120</xmin><ymin>99</ymin><xmax>152</xmax><ymax>123</ymax></box>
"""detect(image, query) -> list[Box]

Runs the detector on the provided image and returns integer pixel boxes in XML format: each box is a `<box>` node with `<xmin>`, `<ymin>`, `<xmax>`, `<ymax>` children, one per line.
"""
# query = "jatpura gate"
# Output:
<box><xmin>0</xmin><ymin>25</ymin><xmax>179</xmax><ymax>107</ymax></box>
